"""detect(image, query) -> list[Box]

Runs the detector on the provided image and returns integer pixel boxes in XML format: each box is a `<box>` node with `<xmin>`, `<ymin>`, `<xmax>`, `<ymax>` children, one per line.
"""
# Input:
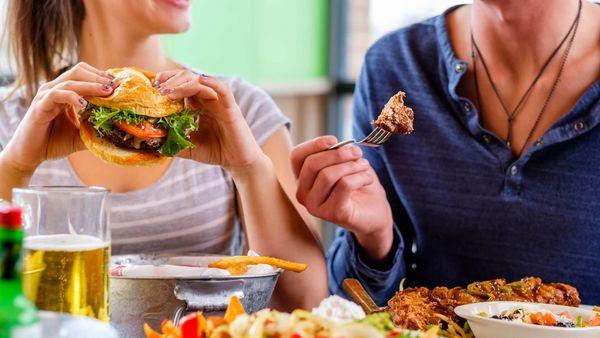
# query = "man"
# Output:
<box><xmin>292</xmin><ymin>0</ymin><xmax>600</xmax><ymax>305</ymax></box>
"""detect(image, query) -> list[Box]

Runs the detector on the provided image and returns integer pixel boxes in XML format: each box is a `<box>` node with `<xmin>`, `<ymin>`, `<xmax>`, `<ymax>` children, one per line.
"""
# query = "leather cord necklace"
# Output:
<box><xmin>470</xmin><ymin>0</ymin><xmax>582</xmax><ymax>155</ymax></box>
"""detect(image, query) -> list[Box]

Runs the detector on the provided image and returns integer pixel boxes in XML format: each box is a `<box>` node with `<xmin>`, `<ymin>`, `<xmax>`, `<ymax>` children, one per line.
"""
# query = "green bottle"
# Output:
<box><xmin>0</xmin><ymin>206</ymin><xmax>40</xmax><ymax>338</ymax></box>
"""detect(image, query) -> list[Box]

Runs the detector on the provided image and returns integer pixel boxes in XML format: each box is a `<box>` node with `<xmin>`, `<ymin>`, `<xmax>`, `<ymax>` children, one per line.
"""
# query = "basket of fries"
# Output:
<box><xmin>109</xmin><ymin>253</ymin><xmax>307</xmax><ymax>338</ymax></box>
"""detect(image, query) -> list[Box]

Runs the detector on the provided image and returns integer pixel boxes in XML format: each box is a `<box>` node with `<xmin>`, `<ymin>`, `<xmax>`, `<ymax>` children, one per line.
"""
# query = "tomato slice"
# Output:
<box><xmin>115</xmin><ymin>120</ymin><xmax>167</xmax><ymax>139</ymax></box>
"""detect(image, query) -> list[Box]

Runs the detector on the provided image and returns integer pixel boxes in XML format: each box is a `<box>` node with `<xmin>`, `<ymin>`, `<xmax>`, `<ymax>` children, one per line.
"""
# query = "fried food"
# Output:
<box><xmin>373</xmin><ymin>91</ymin><xmax>414</xmax><ymax>134</ymax></box>
<box><xmin>224</xmin><ymin>296</ymin><xmax>246</xmax><ymax>324</ymax></box>
<box><xmin>208</xmin><ymin>256</ymin><xmax>308</xmax><ymax>275</ymax></box>
<box><xmin>386</xmin><ymin>277</ymin><xmax>581</xmax><ymax>331</ymax></box>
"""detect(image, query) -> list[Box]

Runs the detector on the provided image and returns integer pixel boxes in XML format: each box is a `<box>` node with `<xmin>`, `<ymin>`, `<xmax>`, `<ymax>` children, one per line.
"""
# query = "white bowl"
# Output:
<box><xmin>454</xmin><ymin>301</ymin><xmax>600</xmax><ymax>338</ymax></box>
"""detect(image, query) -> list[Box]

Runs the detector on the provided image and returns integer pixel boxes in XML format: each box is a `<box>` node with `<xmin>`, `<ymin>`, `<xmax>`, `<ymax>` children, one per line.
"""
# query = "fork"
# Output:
<box><xmin>328</xmin><ymin>126</ymin><xmax>392</xmax><ymax>150</ymax></box>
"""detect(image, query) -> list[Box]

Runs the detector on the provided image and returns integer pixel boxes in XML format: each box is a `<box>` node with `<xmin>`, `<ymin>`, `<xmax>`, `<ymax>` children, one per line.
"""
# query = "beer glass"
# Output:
<box><xmin>13</xmin><ymin>187</ymin><xmax>110</xmax><ymax>322</ymax></box>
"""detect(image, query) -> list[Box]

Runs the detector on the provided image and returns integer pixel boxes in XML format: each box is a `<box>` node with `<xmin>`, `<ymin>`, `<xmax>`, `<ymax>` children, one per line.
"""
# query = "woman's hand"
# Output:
<box><xmin>291</xmin><ymin>136</ymin><xmax>395</xmax><ymax>262</ymax></box>
<box><xmin>154</xmin><ymin>70</ymin><xmax>261</xmax><ymax>172</ymax></box>
<box><xmin>1</xmin><ymin>62</ymin><xmax>116</xmax><ymax>174</ymax></box>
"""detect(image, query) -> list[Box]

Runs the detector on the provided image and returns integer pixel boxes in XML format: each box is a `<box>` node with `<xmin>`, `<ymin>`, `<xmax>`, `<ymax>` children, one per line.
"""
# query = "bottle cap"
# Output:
<box><xmin>0</xmin><ymin>206</ymin><xmax>22</xmax><ymax>230</ymax></box>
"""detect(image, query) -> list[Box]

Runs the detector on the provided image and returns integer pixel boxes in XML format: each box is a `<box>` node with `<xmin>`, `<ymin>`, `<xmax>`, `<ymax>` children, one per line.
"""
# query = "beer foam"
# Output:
<box><xmin>24</xmin><ymin>234</ymin><xmax>109</xmax><ymax>251</ymax></box>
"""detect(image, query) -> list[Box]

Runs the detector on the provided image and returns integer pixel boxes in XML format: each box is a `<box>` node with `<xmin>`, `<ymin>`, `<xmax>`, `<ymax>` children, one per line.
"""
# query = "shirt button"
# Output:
<box><xmin>455</xmin><ymin>63</ymin><xmax>466</xmax><ymax>73</ymax></box>
<box><xmin>574</xmin><ymin>121</ymin><xmax>585</xmax><ymax>131</ymax></box>
<box><xmin>534</xmin><ymin>139</ymin><xmax>543</xmax><ymax>147</ymax></box>
<box><xmin>464</xmin><ymin>102</ymin><xmax>472</xmax><ymax>112</ymax></box>
<box><xmin>510</xmin><ymin>166</ymin><xmax>518</xmax><ymax>176</ymax></box>
<box><xmin>482</xmin><ymin>135</ymin><xmax>492</xmax><ymax>144</ymax></box>
<box><xmin>411</xmin><ymin>263</ymin><xmax>417</xmax><ymax>270</ymax></box>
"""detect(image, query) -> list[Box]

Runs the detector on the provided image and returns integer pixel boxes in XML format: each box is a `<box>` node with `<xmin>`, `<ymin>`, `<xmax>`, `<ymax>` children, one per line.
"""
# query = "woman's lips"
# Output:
<box><xmin>157</xmin><ymin>0</ymin><xmax>191</xmax><ymax>10</ymax></box>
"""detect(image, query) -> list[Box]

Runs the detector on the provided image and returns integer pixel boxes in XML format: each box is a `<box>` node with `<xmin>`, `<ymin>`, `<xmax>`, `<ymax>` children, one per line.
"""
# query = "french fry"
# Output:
<box><xmin>161</xmin><ymin>320</ymin><xmax>176</xmax><ymax>335</ymax></box>
<box><xmin>143</xmin><ymin>323</ymin><xmax>163</xmax><ymax>338</ymax></box>
<box><xmin>198</xmin><ymin>312</ymin><xmax>207</xmax><ymax>335</ymax></box>
<box><xmin>225</xmin><ymin>265</ymin><xmax>248</xmax><ymax>276</ymax></box>
<box><xmin>224</xmin><ymin>296</ymin><xmax>246</xmax><ymax>323</ymax></box>
<box><xmin>208</xmin><ymin>256</ymin><xmax>308</xmax><ymax>273</ymax></box>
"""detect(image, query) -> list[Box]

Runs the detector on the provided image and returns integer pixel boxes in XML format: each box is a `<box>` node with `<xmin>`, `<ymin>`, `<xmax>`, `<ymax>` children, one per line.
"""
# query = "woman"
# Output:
<box><xmin>0</xmin><ymin>0</ymin><xmax>327</xmax><ymax>309</ymax></box>
<box><xmin>292</xmin><ymin>0</ymin><xmax>600</xmax><ymax>305</ymax></box>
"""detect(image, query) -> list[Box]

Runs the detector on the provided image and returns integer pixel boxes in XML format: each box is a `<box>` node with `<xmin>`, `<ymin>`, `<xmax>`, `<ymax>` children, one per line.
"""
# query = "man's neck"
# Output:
<box><xmin>470</xmin><ymin>0</ymin><xmax>580</xmax><ymax>75</ymax></box>
<box><xmin>78</xmin><ymin>13</ymin><xmax>176</xmax><ymax>73</ymax></box>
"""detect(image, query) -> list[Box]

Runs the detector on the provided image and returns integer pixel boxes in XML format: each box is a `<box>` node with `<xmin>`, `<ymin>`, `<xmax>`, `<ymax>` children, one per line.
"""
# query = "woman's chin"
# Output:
<box><xmin>154</xmin><ymin>17</ymin><xmax>191</xmax><ymax>34</ymax></box>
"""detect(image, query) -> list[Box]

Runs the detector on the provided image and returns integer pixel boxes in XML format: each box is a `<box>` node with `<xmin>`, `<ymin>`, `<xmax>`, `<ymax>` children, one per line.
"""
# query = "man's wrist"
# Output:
<box><xmin>353</xmin><ymin>221</ymin><xmax>394</xmax><ymax>263</ymax></box>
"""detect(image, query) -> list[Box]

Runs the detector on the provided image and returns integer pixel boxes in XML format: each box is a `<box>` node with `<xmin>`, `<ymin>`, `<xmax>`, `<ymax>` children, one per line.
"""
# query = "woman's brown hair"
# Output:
<box><xmin>6</xmin><ymin>0</ymin><xmax>84</xmax><ymax>101</ymax></box>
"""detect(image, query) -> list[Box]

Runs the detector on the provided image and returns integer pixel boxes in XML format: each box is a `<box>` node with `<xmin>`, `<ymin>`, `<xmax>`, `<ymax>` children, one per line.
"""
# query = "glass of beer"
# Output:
<box><xmin>13</xmin><ymin>187</ymin><xmax>110</xmax><ymax>322</ymax></box>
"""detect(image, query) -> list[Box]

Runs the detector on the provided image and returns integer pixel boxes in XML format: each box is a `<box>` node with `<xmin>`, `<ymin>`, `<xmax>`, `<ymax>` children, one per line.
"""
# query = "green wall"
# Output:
<box><xmin>162</xmin><ymin>0</ymin><xmax>329</xmax><ymax>84</ymax></box>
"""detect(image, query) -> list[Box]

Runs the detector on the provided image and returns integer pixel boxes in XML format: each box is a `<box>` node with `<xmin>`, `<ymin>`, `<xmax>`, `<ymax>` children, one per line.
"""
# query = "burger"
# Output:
<box><xmin>80</xmin><ymin>67</ymin><xmax>199</xmax><ymax>166</ymax></box>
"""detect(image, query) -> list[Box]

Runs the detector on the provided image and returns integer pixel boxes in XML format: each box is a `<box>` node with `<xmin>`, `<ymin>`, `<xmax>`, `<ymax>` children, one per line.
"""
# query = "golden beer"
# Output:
<box><xmin>22</xmin><ymin>234</ymin><xmax>110</xmax><ymax>322</ymax></box>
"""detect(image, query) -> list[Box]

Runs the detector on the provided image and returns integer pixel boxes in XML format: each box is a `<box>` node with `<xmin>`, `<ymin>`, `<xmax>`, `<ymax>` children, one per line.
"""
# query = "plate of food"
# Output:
<box><xmin>454</xmin><ymin>301</ymin><xmax>600</xmax><ymax>338</ymax></box>
<box><xmin>143</xmin><ymin>295</ymin><xmax>442</xmax><ymax>338</ymax></box>
<box><xmin>344</xmin><ymin>276</ymin><xmax>588</xmax><ymax>337</ymax></box>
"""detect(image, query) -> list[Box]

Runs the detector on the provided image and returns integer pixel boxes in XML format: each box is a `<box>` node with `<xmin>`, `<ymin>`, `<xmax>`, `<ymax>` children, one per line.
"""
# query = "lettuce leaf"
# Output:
<box><xmin>157</xmin><ymin>110</ymin><xmax>199</xmax><ymax>157</ymax></box>
<box><xmin>86</xmin><ymin>104</ymin><xmax>199</xmax><ymax>157</ymax></box>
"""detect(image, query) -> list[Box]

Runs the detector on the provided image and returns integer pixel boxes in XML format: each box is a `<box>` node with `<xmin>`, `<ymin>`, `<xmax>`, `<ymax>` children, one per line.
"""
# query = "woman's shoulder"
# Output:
<box><xmin>184</xmin><ymin>67</ymin><xmax>289</xmax><ymax>143</ymax></box>
<box><xmin>0</xmin><ymin>85</ymin><xmax>27</xmax><ymax>111</ymax></box>
<box><xmin>0</xmin><ymin>86</ymin><xmax>28</xmax><ymax>147</ymax></box>
<box><xmin>218</xmin><ymin>76</ymin><xmax>290</xmax><ymax>144</ymax></box>
<box><xmin>218</xmin><ymin>76</ymin><xmax>275</xmax><ymax>110</ymax></box>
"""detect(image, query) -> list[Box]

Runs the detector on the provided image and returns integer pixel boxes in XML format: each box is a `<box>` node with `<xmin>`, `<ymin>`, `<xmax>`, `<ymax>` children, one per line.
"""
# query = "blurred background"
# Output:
<box><xmin>0</xmin><ymin>0</ymin><xmax>469</xmax><ymax>246</ymax></box>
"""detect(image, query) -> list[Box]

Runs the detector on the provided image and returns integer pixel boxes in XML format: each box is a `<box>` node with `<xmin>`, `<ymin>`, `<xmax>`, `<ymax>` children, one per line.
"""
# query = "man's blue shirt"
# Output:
<box><xmin>327</xmin><ymin>8</ymin><xmax>600</xmax><ymax>306</ymax></box>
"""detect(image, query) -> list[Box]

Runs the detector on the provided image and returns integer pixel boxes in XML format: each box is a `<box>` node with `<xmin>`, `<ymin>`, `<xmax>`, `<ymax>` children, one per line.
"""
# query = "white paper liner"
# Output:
<box><xmin>110</xmin><ymin>251</ymin><xmax>276</xmax><ymax>278</ymax></box>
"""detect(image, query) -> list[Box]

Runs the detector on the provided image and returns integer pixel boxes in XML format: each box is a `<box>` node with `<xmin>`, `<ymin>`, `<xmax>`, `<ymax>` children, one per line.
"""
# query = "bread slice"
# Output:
<box><xmin>79</xmin><ymin>121</ymin><xmax>169</xmax><ymax>167</ymax></box>
<box><xmin>87</xmin><ymin>67</ymin><xmax>184</xmax><ymax>118</ymax></box>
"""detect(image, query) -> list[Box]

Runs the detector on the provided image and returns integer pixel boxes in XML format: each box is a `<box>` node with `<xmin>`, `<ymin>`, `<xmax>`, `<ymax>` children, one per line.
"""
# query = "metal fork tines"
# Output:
<box><xmin>328</xmin><ymin>127</ymin><xmax>392</xmax><ymax>150</ymax></box>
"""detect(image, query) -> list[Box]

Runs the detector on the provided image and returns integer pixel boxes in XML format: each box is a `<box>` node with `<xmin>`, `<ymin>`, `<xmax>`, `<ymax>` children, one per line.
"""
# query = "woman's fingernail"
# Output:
<box><xmin>201</xmin><ymin>73</ymin><xmax>209</xmax><ymax>79</ymax></box>
<box><xmin>79</xmin><ymin>97</ymin><xmax>87</xmax><ymax>108</ymax></box>
<box><xmin>357</xmin><ymin>158</ymin><xmax>369</xmax><ymax>166</ymax></box>
<box><xmin>350</xmin><ymin>147</ymin><xmax>362</xmax><ymax>156</ymax></box>
<box><xmin>153</xmin><ymin>81</ymin><xmax>160</xmax><ymax>88</ymax></box>
<box><xmin>161</xmin><ymin>88</ymin><xmax>173</xmax><ymax>95</ymax></box>
<box><xmin>102</xmin><ymin>84</ymin><xmax>111</xmax><ymax>91</ymax></box>
<box><xmin>105</xmin><ymin>72</ymin><xmax>115</xmax><ymax>79</ymax></box>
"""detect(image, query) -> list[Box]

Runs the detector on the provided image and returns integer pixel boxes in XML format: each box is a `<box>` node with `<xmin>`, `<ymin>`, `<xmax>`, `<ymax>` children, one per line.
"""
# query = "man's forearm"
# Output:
<box><xmin>0</xmin><ymin>152</ymin><xmax>34</xmax><ymax>201</ymax></box>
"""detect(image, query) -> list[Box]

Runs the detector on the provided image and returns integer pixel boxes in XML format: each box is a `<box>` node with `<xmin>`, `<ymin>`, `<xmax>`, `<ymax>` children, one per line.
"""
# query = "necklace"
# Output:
<box><xmin>470</xmin><ymin>0</ymin><xmax>582</xmax><ymax>154</ymax></box>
